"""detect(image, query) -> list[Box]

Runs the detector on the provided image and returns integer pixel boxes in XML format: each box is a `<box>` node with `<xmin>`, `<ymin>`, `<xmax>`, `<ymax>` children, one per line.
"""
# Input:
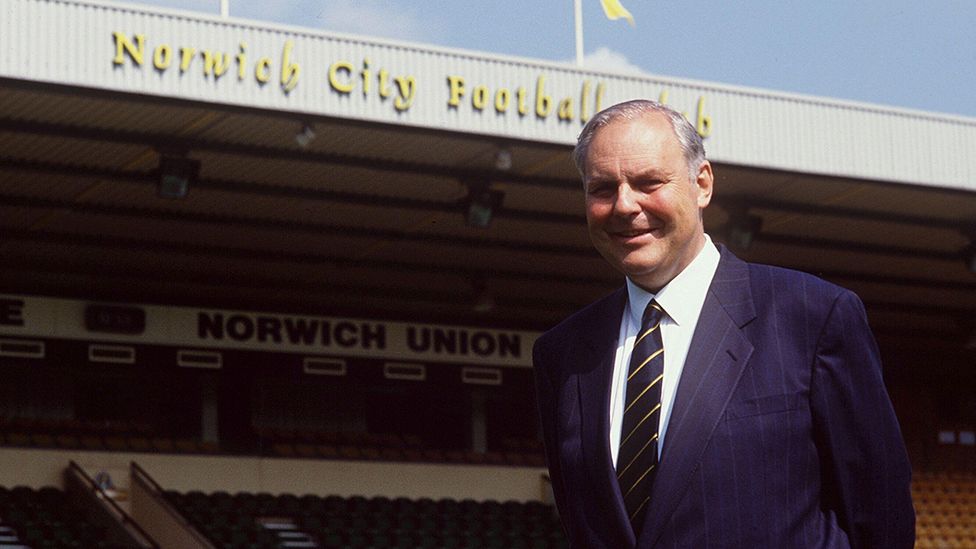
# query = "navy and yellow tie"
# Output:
<box><xmin>617</xmin><ymin>300</ymin><xmax>665</xmax><ymax>534</ymax></box>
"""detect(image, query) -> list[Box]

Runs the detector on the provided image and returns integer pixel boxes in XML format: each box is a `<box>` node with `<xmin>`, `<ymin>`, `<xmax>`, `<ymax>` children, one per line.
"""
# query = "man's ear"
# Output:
<box><xmin>696</xmin><ymin>160</ymin><xmax>714</xmax><ymax>209</ymax></box>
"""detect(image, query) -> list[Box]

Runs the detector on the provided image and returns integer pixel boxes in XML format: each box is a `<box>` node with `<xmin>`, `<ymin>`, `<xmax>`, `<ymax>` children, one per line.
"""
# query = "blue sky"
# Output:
<box><xmin>132</xmin><ymin>0</ymin><xmax>976</xmax><ymax>118</ymax></box>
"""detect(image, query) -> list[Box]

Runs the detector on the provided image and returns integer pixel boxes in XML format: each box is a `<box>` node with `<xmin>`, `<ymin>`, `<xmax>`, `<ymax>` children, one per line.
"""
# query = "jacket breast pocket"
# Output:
<box><xmin>724</xmin><ymin>393</ymin><xmax>802</xmax><ymax>421</ymax></box>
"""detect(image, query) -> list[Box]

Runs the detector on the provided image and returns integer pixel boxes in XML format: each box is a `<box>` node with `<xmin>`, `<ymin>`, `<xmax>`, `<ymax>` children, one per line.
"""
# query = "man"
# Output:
<box><xmin>533</xmin><ymin>100</ymin><xmax>914</xmax><ymax>548</ymax></box>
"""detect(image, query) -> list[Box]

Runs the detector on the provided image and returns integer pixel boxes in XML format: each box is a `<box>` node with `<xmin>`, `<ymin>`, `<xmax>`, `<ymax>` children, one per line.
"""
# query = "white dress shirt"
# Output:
<box><xmin>609</xmin><ymin>235</ymin><xmax>721</xmax><ymax>466</ymax></box>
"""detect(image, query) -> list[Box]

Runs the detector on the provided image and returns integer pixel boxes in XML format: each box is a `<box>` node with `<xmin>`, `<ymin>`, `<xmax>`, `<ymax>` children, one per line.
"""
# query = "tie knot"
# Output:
<box><xmin>642</xmin><ymin>300</ymin><xmax>664</xmax><ymax>326</ymax></box>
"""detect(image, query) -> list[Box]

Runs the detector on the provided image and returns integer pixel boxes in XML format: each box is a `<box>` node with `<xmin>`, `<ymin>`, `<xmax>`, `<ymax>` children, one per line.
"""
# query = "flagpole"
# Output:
<box><xmin>574</xmin><ymin>0</ymin><xmax>584</xmax><ymax>66</ymax></box>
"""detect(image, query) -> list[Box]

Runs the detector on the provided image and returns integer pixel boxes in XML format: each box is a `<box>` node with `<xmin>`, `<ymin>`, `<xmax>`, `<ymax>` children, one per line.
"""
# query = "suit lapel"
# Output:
<box><xmin>575</xmin><ymin>288</ymin><xmax>636</xmax><ymax>547</ymax></box>
<box><xmin>638</xmin><ymin>248</ymin><xmax>757</xmax><ymax>547</ymax></box>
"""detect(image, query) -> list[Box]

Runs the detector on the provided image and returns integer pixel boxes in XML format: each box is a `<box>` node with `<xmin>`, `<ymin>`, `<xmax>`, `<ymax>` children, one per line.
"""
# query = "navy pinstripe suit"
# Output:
<box><xmin>534</xmin><ymin>247</ymin><xmax>915</xmax><ymax>548</ymax></box>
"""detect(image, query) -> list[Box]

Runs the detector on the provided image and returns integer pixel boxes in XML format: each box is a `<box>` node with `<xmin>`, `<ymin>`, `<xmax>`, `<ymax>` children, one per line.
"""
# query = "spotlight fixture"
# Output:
<box><xmin>963</xmin><ymin>328</ymin><xmax>976</xmax><ymax>351</ymax></box>
<box><xmin>295</xmin><ymin>123</ymin><xmax>316</xmax><ymax>148</ymax></box>
<box><xmin>964</xmin><ymin>236</ymin><xmax>976</xmax><ymax>273</ymax></box>
<box><xmin>960</xmin><ymin>310</ymin><xmax>976</xmax><ymax>349</ymax></box>
<box><xmin>967</xmin><ymin>247</ymin><xmax>976</xmax><ymax>274</ymax></box>
<box><xmin>494</xmin><ymin>148</ymin><xmax>513</xmax><ymax>171</ymax></box>
<box><xmin>726</xmin><ymin>209</ymin><xmax>763</xmax><ymax>251</ymax></box>
<box><xmin>157</xmin><ymin>154</ymin><xmax>200</xmax><ymax>199</ymax></box>
<box><xmin>966</xmin><ymin>326</ymin><xmax>976</xmax><ymax>350</ymax></box>
<box><xmin>463</xmin><ymin>177</ymin><xmax>505</xmax><ymax>229</ymax></box>
<box><xmin>471</xmin><ymin>273</ymin><xmax>495</xmax><ymax>313</ymax></box>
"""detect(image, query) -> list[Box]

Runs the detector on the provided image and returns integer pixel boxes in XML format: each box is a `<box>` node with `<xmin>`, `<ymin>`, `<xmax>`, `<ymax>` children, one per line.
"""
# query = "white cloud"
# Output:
<box><xmin>576</xmin><ymin>47</ymin><xmax>648</xmax><ymax>76</ymax></box>
<box><xmin>130</xmin><ymin>1</ymin><xmax>437</xmax><ymax>44</ymax></box>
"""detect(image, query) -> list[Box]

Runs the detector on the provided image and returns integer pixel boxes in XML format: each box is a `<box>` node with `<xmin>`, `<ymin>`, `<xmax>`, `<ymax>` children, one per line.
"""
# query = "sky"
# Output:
<box><xmin>130</xmin><ymin>0</ymin><xmax>976</xmax><ymax>118</ymax></box>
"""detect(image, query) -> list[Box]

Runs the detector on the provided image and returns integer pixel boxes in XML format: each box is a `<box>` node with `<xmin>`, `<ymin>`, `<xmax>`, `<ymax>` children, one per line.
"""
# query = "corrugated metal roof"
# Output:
<box><xmin>2</xmin><ymin>0</ymin><xmax>975</xmax><ymax>190</ymax></box>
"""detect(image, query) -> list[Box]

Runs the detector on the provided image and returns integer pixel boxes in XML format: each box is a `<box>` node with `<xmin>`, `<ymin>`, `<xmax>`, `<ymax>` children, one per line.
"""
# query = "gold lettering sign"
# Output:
<box><xmin>112</xmin><ymin>32</ymin><xmax>300</xmax><ymax>93</ymax></box>
<box><xmin>110</xmin><ymin>32</ymin><xmax>712</xmax><ymax>136</ymax></box>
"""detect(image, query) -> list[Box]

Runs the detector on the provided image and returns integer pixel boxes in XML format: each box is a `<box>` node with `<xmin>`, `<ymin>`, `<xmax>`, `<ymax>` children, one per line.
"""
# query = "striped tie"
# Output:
<box><xmin>617</xmin><ymin>300</ymin><xmax>665</xmax><ymax>534</ymax></box>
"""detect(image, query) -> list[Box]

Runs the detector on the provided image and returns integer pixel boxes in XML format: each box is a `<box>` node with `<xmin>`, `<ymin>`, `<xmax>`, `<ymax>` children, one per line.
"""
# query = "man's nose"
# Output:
<box><xmin>613</xmin><ymin>185</ymin><xmax>641</xmax><ymax>215</ymax></box>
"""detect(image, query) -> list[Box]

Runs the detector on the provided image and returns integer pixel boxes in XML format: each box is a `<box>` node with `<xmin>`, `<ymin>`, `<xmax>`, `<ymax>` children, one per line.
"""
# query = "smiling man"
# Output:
<box><xmin>532</xmin><ymin>100</ymin><xmax>915</xmax><ymax>549</ymax></box>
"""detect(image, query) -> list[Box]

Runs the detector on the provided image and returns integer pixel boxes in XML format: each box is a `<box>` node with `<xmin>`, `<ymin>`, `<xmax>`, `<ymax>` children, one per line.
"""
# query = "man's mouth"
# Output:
<box><xmin>610</xmin><ymin>227</ymin><xmax>660</xmax><ymax>240</ymax></box>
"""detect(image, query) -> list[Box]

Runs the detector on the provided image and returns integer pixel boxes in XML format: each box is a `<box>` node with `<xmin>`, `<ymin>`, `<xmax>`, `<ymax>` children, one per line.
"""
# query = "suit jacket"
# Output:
<box><xmin>533</xmin><ymin>247</ymin><xmax>915</xmax><ymax>549</ymax></box>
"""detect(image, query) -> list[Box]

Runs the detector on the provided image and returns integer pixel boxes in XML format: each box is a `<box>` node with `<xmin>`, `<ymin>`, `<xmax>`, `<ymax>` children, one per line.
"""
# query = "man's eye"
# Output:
<box><xmin>587</xmin><ymin>185</ymin><xmax>614</xmax><ymax>197</ymax></box>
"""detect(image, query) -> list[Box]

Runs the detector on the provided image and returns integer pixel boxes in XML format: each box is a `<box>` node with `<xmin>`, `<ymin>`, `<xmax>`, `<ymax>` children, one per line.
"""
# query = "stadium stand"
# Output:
<box><xmin>162</xmin><ymin>490</ymin><xmax>567</xmax><ymax>549</ymax></box>
<box><xmin>6</xmin><ymin>416</ymin><xmax>976</xmax><ymax>549</ymax></box>
<box><xmin>2</xmin><ymin>2</ymin><xmax>974</xmax><ymax>548</ymax></box>
<box><xmin>16</xmin><ymin>463</ymin><xmax>976</xmax><ymax>549</ymax></box>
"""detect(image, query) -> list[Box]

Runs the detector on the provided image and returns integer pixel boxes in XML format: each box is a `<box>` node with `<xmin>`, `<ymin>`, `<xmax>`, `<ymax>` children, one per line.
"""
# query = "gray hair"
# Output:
<box><xmin>573</xmin><ymin>99</ymin><xmax>706</xmax><ymax>181</ymax></box>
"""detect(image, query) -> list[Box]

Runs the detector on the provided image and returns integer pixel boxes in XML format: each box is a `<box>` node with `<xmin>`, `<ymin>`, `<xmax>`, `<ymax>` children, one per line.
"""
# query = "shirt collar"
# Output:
<box><xmin>625</xmin><ymin>234</ymin><xmax>721</xmax><ymax>326</ymax></box>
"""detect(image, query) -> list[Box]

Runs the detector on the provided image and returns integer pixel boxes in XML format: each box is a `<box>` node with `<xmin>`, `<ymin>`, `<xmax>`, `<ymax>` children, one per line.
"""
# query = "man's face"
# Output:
<box><xmin>583</xmin><ymin>113</ymin><xmax>713</xmax><ymax>292</ymax></box>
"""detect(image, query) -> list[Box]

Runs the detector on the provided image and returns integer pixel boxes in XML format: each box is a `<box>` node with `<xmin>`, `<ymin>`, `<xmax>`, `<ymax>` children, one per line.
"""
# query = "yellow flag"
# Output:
<box><xmin>600</xmin><ymin>0</ymin><xmax>635</xmax><ymax>26</ymax></box>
